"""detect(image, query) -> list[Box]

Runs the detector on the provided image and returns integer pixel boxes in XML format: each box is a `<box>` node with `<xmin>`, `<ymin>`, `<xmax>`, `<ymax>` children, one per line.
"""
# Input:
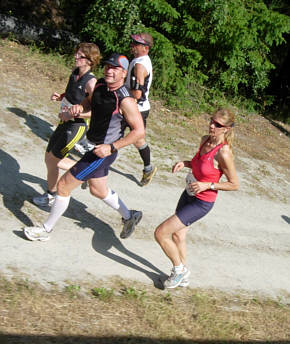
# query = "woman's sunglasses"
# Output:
<box><xmin>75</xmin><ymin>53</ymin><xmax>89</xmax><ymax>60</ymax></box>
<box><xmin>210</xmin><ymin>118</ymin><xmax>227</xmax><ymax>128</ymax></box>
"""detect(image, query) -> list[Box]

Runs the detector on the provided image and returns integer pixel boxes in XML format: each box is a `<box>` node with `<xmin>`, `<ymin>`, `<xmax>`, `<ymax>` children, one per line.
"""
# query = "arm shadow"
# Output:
<box><xmin>0</xmin><ymin>149</ymin><xmax>48</xmax><ymax>226</ymax></box>
<box><xmin>109</xmin><ymin>166</ymin><xmax>141</xmax><ymax>186</ymax></box>
<box><xmin>7</xmin><ymin>107</ymin><xmax>54</xmax><ymax>142</ymax></box>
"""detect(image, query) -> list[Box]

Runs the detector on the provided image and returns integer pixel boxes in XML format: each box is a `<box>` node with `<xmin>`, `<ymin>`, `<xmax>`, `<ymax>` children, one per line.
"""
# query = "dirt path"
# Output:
<box><xmin>0</xmin><ymin>43</ymin><xmax>289</xmax><ymax>302</ymax></box>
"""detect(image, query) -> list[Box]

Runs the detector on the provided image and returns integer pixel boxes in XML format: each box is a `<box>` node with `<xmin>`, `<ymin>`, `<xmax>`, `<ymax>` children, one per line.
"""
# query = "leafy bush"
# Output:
<box><xmin>79</xmin><ymin>0</ymin><xmax>290</xmax><ymax>115</ymax></box>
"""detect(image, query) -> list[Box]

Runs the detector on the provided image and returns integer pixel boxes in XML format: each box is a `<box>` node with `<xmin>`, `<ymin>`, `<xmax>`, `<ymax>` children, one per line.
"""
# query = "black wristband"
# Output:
<box><xmin>110</xmin><ymin>143</ymin><xmax>117</xmax><ymax>154</ymax></box>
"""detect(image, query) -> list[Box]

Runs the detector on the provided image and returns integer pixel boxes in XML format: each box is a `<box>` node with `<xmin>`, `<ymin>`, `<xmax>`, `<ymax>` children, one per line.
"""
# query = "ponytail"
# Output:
<box><xmin>213</xmin><ymin>108</ymin><xmax>235</xmax><ymax>151</ymax></box>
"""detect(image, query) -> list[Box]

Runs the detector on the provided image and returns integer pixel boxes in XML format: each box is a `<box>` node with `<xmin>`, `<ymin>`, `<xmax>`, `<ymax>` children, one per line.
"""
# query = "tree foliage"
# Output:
<box><xmin>78</xmin><ymin>0</ymin><xmax>290</xmax><ymax>114</ymax></box>
<box><xmin>2</xmin><ymin>0</ymin><xmax>289</xmax><ymax>116</ymax></box>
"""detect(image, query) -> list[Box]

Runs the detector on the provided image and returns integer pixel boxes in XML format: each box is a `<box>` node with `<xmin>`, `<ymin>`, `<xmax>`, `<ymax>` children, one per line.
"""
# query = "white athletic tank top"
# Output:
<box><xmin>125</xmin><ymin>55</ymin><xmax>153</xmax><ymax>112</ymax></box>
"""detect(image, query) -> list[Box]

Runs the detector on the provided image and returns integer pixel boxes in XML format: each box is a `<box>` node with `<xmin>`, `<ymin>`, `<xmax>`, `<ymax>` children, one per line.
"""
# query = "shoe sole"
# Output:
<box><xmin>23</xmin><ymin>229</ymin><xmax>50</xmax><ymax>242</ymax></box>
<box><xmin>120</xmin><ymin>212</ymin><xmax>143</xmax><ymax>239</ymax></box>
<box><xmin>32</xmin><ymin>199</ymin><xmax>55</xmax><ymax>207</ymax></box>
<box><xmin>32</xmin><ymin>202</ymin><xmax>53</xmax><ymax>207</ymax></box>
<box><xmin>140</xmin><ymin>167</ymin><xmax>157</xmax><ymax>186</ymax></box>
<box><xmin>164</xmin><ymin>270</ymin><xmax>191</xmax><ymax>289</ymax></box>
<box><xmin>179</xmin><ymin>280</ymin><xmax>190</xmax><ymax>287</ymax></box>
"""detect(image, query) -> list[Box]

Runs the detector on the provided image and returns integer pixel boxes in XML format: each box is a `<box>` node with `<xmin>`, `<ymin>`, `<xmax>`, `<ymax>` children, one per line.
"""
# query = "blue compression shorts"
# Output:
<box><xmin>175</xmin><ymin>190</ymin><xmax>214</xmax><ymax>226</ymax></box>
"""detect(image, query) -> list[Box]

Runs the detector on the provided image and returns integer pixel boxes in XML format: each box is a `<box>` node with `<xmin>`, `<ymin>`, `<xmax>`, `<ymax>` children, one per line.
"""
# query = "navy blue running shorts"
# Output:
<box><xmin>175</xmin><ymin>190</ymin><xmax>214</xmax><ymax>226</ymax></box>
<box><xmin>70</xmin><ymin>150</ymin><xmax>117</xmax><ymax>181</ymax></box>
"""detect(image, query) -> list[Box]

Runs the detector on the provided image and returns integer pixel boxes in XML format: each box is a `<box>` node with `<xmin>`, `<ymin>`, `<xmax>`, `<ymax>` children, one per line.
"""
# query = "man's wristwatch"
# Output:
<box><xmin>210</xmin><ymin>182</ymin><xmax>215</xmax><ymax>190</ymax></box>
<box><xmin>110</xmin><ymin>143</ymin><xmax>117</xmax><ymax>154</ymax></box>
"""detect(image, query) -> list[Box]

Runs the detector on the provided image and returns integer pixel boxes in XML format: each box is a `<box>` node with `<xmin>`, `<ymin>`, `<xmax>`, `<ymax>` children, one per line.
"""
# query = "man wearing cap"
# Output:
<box><xmin>125</xmin><ymin>32</ymin><xmax>157</xmax><ymax>186</ymax></box>
<box><xmin>24</xmin><ymin>53</ymin><xmax>145</xmax><ymax>242</ymax></box>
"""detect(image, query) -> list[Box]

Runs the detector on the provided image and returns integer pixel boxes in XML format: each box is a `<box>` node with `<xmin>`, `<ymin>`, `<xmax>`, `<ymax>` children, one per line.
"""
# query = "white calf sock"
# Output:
<box><xmin>174</xmin><ymin>263</ymin><xmax>185</xmax><ymax>274</ymax></box>
<box><xmin>43</xmin><ymin>195</ymin><xmax>71</xmax><ymax>232</ymax></box>
<box><xmin>102</xmin><ymin>189</ymin><xmax>130</xmax><ymax>220</ymax></box>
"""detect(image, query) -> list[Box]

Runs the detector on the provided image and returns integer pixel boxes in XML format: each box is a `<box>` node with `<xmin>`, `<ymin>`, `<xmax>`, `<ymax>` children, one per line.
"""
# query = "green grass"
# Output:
<box><xmin>0</xmin><ymin>275</ymin><xmax>289</xmax><ymax>342</ymax></box>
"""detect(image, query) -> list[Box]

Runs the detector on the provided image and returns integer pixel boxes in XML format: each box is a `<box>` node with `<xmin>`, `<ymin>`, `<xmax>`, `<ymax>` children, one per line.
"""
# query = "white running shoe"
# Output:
<box><xmin>24</xmin><ymin>226</ymin><xmax>50</xmax><ymax>241</ymax></box>
<box><xmin>163</xmin><ymin>267</ymin><xmax>190</xmax><ymax>289</ymax></box>
<box><xmin>120</xmin><ymin>210</ymin><xmax>142</xmax><ymax>239</ymax></box>
<box><xmin>33</xmin><ymin>193</ymin><xmax>55</xmax><ymax>207</ymax></box>
<box><xmin>179</xmin><ymin>278</ymin><xmax>190</xmax><ymax>287</ymax></box>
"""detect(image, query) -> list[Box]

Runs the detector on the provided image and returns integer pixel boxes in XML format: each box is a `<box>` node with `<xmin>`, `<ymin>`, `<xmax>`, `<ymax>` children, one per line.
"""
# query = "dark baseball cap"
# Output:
<box><xmin>103</xmin><ymin>53</ymin><xmax>129</xmax><ymax>70</ymax></box>
<box><xmin>131</xmin><ymin>34</ymin><xmax>153</xmax><ymax>47</ymax></box>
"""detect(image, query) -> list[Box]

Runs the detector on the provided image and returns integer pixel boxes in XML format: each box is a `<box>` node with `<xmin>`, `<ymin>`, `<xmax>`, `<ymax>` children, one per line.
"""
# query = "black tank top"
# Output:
<box><xmin>87</xmin><ymin>78</ymin><xmax>133</xmax><ymax>144</ymax></box>
<box><xmin>65</xmin><ymin>68</ymin><xmax>96</xmax><ymax>105</ymax></box>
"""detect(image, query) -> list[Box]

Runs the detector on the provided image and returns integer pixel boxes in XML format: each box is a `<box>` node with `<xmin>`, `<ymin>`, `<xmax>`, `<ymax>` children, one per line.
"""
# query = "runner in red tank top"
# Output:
<box><xmin>155</xmin><ymin>108</ymin><xmax>239</xmax><ymax>289</ymax></box>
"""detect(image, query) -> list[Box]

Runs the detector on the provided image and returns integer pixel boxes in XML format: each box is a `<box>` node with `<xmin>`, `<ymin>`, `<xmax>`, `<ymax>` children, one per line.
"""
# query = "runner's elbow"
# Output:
<box><xmin>232</xmin><ymin>181</ymin><xmax>239</xmax><ymax>191</ymax></box>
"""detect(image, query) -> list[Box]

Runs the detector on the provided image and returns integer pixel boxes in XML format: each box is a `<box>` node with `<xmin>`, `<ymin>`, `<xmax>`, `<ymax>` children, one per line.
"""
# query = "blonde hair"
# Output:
<box><xmin>213</xmin><ymin>108</ymin><xmax>235</xmax><ymax>151</ymax></box>
<box><xmin>75</xmin><ymin>42</ymin><xmax>102</xmax><ymax>69</ymax></box>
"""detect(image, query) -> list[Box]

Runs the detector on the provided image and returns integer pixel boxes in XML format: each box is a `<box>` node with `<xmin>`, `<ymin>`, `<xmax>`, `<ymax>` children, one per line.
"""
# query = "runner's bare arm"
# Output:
<box><xmin>115</xmin><ymin>97</ymin><xmax>145</xmax><ymax>149</ymax></box>
<box><xmin>69</xmin><ymin>97</ymin><xmax>92</xmax><ymax>119</ymax></box>
<box><xmin>214</xmin><ymin>147</ymin><xmax>239</xmax><ymax>191</ymax></box>
<box><xmin>131</xmin><ymin>63</ymin><xmax>147</xmax><ymax>100</ymax></box>
<box><xmin>93</xmin><ymin>97</ymin><xmax>145</xmax><ymax>157</ymax></box>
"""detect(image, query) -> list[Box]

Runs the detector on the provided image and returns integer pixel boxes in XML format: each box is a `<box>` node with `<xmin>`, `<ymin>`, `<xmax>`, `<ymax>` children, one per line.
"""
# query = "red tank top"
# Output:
<box><xmin>191</xmin><ymin>139</ymin><xmax>225</xmax><ymax>202</ymax></box>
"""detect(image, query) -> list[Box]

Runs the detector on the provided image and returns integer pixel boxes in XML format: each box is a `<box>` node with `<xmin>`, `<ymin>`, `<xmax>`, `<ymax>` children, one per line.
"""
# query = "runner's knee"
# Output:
<box><xmin>135</xmin><ymin>139</ymin><xmax>146</xmax><ymax>149</ymax></box>
<box><xmin>172</xmin><ymin>231</ymin><xmax>185</xmax><ymax>245</ymax></box>
<box><xmin>154</xmin><ymin>224</ymin><xmax>166</xmax><ymax>243</ymax></box>
<box><xmin>89</xmin><ymin>184</ymin><xmax>108</xmax><ymax>199</ymax></box>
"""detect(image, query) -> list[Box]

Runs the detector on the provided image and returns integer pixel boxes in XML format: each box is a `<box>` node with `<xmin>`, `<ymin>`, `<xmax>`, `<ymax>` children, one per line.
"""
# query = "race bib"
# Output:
<box><xmin>185</xmin><ymin>172</ymin><xmax>196</xmax><ymax>196</ymax></box>
<box><xmin>60</xmin><ymin>97</ymin><xmax>73</xmax><ymax>111</ymax></box>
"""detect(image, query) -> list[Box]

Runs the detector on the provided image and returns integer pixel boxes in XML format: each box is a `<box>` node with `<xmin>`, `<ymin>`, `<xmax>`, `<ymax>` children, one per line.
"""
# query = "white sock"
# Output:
<box><xmin>102</xmin><ymin>188</ymin><xmax>131</xmax><ymax>220</ymax></box>
<box><xmin>174</xmin><ymin>263</ymin><xmax>184</xmax><ymax>274</ymax></box>
<box><xmin>43</xmin><ymin>195</ymin><xmax>71</xmax><ymax>232</ymax></box>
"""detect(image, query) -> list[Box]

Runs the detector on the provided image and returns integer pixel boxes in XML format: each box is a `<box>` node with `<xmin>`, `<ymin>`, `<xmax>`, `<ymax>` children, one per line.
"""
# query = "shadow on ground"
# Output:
<box><xmin>65</xmin><ymin>196</ymin><xmax>166</xmax><ymax>289</ymax></box>
<box><xmin>0</xmin><ymin>149</ymin><xmax>47</xmax><ymax>226</ymax></box>
<box><xmin>7</xmin><ymin>107</ymin><xmax>54</xmax><ymax>142</ymax></box>
<box><xmin>0</xmin><ymin>148</ymin><xmax>165</xmax><ymax>289</ymax></box>
<box><xmin>265</xmin><ymin>115</ymin><xmax>290</xmax><ymax>137</ymax></box>
<box><xmin>281</xmin><ymin>215</ymin><xmax>290</xmax><ymax>225</ymax></box>
<box><xmin>109</xmin><ymin>166</ymin><xmax>141</xmax><ymax>186</ymax></box>
<box><xmin>0</xmin><ymin>335</ymin><xmax>288</xmax><ymax>344</ymax></box>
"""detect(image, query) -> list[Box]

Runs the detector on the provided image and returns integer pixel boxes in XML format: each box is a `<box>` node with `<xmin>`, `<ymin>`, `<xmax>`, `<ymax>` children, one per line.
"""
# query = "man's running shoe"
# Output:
<box><xmin>163</xmin><ymin>267</ymin><xmax>190</xmax><ymax>289</ymax></box>
<box><xmin>33</xmin><ymin>193</ymin><xmax>55</xmax><ymax>207</ymax></box>
<box><xmin>24</xmin><ymin>225</ymin><xmax>50</xmax><ymax>241</ymax></box>
<box><xmin>120</xmin><ymin>210</ymin><xmax>142</xmax><ymax>239</ymax></box>
<box><xmin>140</xmin><ymin>166</ymin><xmax>157</xmax><ymax>186</ymax></box>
